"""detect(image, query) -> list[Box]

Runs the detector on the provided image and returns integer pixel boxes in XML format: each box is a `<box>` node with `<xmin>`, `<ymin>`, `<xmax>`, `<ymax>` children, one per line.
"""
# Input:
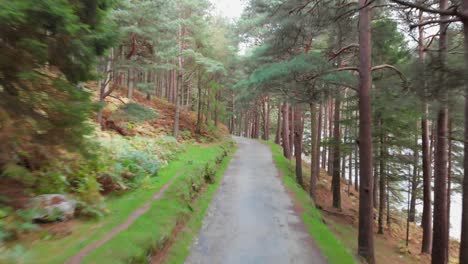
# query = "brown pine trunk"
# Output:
<box><xmin>409</xmin><ymin>123</ymin><xmax>419</xmax><ymax>223</ymax></box>
<box><xmin>127</xmin><ymin>68</ymin><xmax>134</xmax><ymax>99</ymax></box>
<box><xmin>387</xmin><ymin>177</ymin><xmax>391</xmax><ymax>227</ymax></box>
<box><xmin>328</xmin><ymin>100</ymin><xmax>334</xmax><ymax>174</ymax></box>
<box><xmin>196</xmin><ymin>69</ymin><xmax>203</xmax><ymax>134</ymax></box>
<box><xmin>420</xmin><ymin>10</ymin><xmax>432</xmax><ymax>250</ymax></box>
<box><xmin>314</xmin><ymin>105</ymin><xmax>323</xmax><ymax>179</ymax></box>
<box><xmin>282</xmin><ymin>103</ymin><xmax>292</xmax><ymax>159</ymax></box>
<box><xmin>354</xmin><ymin>110</ymin><xmax>359</xmax><ymax>191</ymax></box>
<box><xmin>378</xmin><ymin>120</ymin><xmax>386</xmax><ymax>235</ymax></box>
<box><xmin>289</xmin><ymin>106</ymin><xmax>295</xmax><ymax>156</ymax></box>
<box><xmin>332</xmin><ymin>97</ymin><xmax>341</xmax><ymax>209</ymax></box>
<box><xmin>322</xmin><ymin>104</ymin><xmax>327</xmax><ymax>169</ymax></box>
<box><xmin>275</xmin><ymin>102</ymin><xmax>282</xmax><ymax>144</ymax></box>
<box><xmin>432</xmin><ymin>2</ymin><xmax>449</xmax><ymax>262</ymax></box>
<box><xmin>446</xmin><ymin>120</ymin><xmax>452</xmax><ymax>259</ymax></box>
<box><xmin>348</xmin><ymin>146</ymin><xmax>353</xmax><ymax>195</ymax></box>
<box><xmin>317</xmin><ymin>104</ymin><xmax>323</xmax><ymax>172</ymax></box>
<box><xmin>294</xmin><ymin>107</ymin><xmax>304</xmax><ymax>186</ymax></box>
<box><xmin>310</xmin><ymin>102</ymin><xmax>319</xmax><ymax>200</ymax></box>
<box><xmin>357</xmin><ymin>0</ymin><xmax>375</xmax><ymax>261</ymax></box>
<box><xmin>421</xmin><ymin>103</ymin><xmax>433</xmax><ymax>253</ymax></box>
<box><xmin>173</xmin><ymin>20</ymin><xmax>184</xmax><ymax>138</ymax></box>
<box><xmin>459</xmin><ymin>10</ymin><xmax>468</xmax><ymax>264</ymax></box>
<box><xmin>264</xmin><ymin>97</ymin><xmax>271</xmax><ymax>140</ymax></box>
<box><xmin>373</xmin><ymin>156</ymin><xmax>379</xmax><ymax>210</ymax></box>
<box><xmin>433</xmin><ymin>107</ymin><xmax>449</xmax><ymax>264</ymax></box>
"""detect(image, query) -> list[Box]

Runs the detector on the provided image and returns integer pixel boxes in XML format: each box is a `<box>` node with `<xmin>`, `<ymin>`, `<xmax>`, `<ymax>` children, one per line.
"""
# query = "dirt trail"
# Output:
<box><xmin>65</xmin><ymin>172</ymin><xmax>183</xmax><ymax>264</ymax></box>
<box><xmin>185</xmin><ymin>137</ymin><xmax>328</xmax><ymax>264</ymax></box>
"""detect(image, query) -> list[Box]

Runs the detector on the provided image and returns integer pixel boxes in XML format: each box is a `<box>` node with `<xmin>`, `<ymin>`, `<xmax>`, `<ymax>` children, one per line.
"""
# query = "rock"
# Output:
<box><xmin>29</xmin><ymin>194</ymin><xmax>76</xmax><ymax>222</ymax></box>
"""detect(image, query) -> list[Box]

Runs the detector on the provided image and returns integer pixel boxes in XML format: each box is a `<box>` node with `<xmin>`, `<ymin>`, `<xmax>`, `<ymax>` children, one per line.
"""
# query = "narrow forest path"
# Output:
<box><xmin>185</xmin><ymin>137</ymin><xmax>328</xmax><ymax>264</ymax></box>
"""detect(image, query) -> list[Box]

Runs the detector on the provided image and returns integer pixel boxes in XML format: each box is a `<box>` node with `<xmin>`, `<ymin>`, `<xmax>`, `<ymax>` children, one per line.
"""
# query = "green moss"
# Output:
<box><xmin>265</xmin><ymin>141</ymin><xmax>357</xmax><ymax>264</ymax></box>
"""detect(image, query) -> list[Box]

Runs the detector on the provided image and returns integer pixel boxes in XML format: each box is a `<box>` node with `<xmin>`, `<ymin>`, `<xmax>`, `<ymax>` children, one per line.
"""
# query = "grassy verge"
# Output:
<box><xmin>161</xmin><ymin>145</ymin><xmax>235</xmax><ymax>264</ymax></box>
<box><xmin>265</xmin><ymin>141</ymin><xmax>357</xmax><ymax>264</ymax></box>
<box><xmin>22</xmin><ymin>140</ymin><xmax>235</xmax><ymax>264</ymax></box>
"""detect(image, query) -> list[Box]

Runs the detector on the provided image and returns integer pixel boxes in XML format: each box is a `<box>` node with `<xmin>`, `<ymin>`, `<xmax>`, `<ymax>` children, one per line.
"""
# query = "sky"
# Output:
<box><xmin>211</xmin><ymin>0</ymin><xmax>245</xmax><ymax>20</ymax></box>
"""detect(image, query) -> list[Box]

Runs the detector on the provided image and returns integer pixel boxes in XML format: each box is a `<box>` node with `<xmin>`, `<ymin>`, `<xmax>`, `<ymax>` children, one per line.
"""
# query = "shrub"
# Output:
<box><xmin>109</xmin><ymin>103</ymin><xmax>158</xmax><ymax>124</ymax></box>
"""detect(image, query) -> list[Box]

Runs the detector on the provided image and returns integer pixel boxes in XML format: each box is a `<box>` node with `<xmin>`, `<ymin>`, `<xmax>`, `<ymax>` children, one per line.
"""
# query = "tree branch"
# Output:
<box><xmin>329</xmin><ymin>44</ymin><xmax>359</xmax><ymax>61</ymax></box>
<box><xmin>372</xmin><ymin>64</ymin><xmax>407</xmax><ymax>81</ymax></box>
<box><xmin>409</xmin><ymin>18</ymin><xmax>460</xmax><ymax>29</ymax></box>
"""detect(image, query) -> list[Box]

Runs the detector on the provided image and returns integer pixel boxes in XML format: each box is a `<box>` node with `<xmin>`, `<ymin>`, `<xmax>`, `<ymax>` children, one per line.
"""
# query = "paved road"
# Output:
<box><xmin>185</xmin><ymin>137</ymin><xmax>328</xmax><ymax>264</ymax></box>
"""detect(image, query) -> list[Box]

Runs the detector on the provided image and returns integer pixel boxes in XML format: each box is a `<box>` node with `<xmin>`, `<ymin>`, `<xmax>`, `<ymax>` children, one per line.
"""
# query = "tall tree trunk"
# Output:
<box><xmin>322</xmin><ymin>104</ymin><xmax>328</xmax><ymax>169</ymax></box>
<box><xmin>316</xmin><ymin>104</ymin><xmax>322</xmax><ymax>179</ymax></box>
<box><xmin>406</xmin><ymin>173</ymin><xmax>412</xmax><ymax>248</ymax></box>
<box><xmin>332</xmin><ymin>96</ymin><xmax>342</xmax><ymax>209</ymax></box>
<box><xmin>196</xmin><ymin>68</ymin><xmax>203</xmax><ymax>134</ymax></box>
<box><xmin>354</xmin><ymin>110</ymin><xmax>359</xmax><ymax>192</ymax></box>
<box><xmin>349</xmin><ymin>145</ymin><xmax>353</xmax><ymax>195</ymax></box>
<box><xmin>459</xmin><ymin>7</ymin><xmax>468</xmax><ymax>263</ymax></box>
<box><xmin>317</xmin><ymin>104</ymin><xmax>323</xmax><ymax>172</ymax></box>
<box><xmin>357</xmin><ymin>0</ymin><xmax>375</xmax><ymax>262</ymax></box>
<box><xmin>174</xmin><ymin>19</ymin><xmax>184</xmax><ymax>138</ymax></box>
<box><xmin>328</xmin><ymin>100</ymin><xmax>334</xmax><ymax>174</ymax></box>
<box><xmin>378</xmin><ymin>120</ymin><xmax>386</xmax><ymax>235</ymax></box>
<box><xmin>294</xmin><ymin>107</ymin><xmax>304</xmax><ymax>186</ymax></box>
<box><xmin>373</xmin><ymin>156</ymin><xmax>379</xmax><ymax>210</ymax></box>
<box><xmin>409</xmin><ymin>123</ymin><xmax>419</xmax><ymax>223</ymax></box>
<box><xmin>289</xmin><ymin>106</ymin><xmax>295</xmax><ymax>156</ymax></box>
<box><xmin>387</xmin><ymin>176</ymin><xmax>391</xmax><ymax>227</ymax></box>
<box><xmin>420</xmin><ymin>10</ymin><xmax>432</xmax><ymax>250</ymax></box>
<box><xmin>127</xmin><ymin>68</ymin><xmax>134</xmax><ymax>99</ymax></box>
<box><xmin>310</xmin><ymin>102</ymin><xmax>319</xmax><ymax>200</ymax></box>
<box><xmin>282</xmin><ymin>103</ymin><xmax>292</xmax><ymax>159</ymax></box>
<box><xmin>275</xmin><ymin>102</ymin><xmax>282</xmax><ymax>144</ymax></box>
<box><xmin>432</xmin><ymin>2</ymin><xmax>449</xmax><ymax>262</ymax></box>
<box><xmin>97</xmin><ymin>50</ymin><xmax>113</xmax><ymax>125</ymax></box>
<box><xmin>421</xmin><ymin>102</ymin><xmax>433</xmax><ymax>253</ymax></box>
<box><xmin>263</xmin><ymin>97</ymin><xmax>271</xmax><ymax>140</ymax></box>
<box><xmin>446</xmin><ymin>119</ymin><xmax>452</xmax><ymax>259</ymax></box>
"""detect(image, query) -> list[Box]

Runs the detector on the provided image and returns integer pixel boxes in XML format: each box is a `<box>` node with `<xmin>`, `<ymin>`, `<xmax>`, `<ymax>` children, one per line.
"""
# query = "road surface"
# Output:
<box><xmin>185</xmin><ymin>137</ymin><xmax>328</xmax><ymax>264</ymax></box>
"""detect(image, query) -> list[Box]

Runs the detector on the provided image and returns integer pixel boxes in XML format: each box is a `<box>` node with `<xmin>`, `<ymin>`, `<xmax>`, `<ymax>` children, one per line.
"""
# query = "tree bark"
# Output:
<box><xmin>196</xmin><ymin>68</ymin><xmax>203</xmax><ymax>134</ymax></box>
<box><xmin>332</xmin><ymin>96</ymin><xmax>342</xmax><ymax>209</ymax></box>
<box><xmin>294</xmin><ymin>107</ymin><xmax>304</xmax><ymax>186</ymax></box>
<box><xmin>420</xmin><ymin>10</ymin><xmax>432</xmax><ymax>250</ymax></box>
<box><xmin>432</xmin><ymin>2</ymin><xmax>449</xmax><ymax>262</ymax></box>
<box><xmin>310</xmin><ymin>102</ymin><xmax>319</xmax><ymax>200</ymax></box>
<box><xmin>354</xmin><ymin>110</ymin><xmax>359</xmax><ymax>192</ymax></box>
<box><xmin>275</xmin><ymin>102</ymin><xmax>282</xmax><ymax>144</ymax></box>
<box><xmin>421</xmin><ymin>102</ymin><xmax>433</xmax><ymax>253</ymax></box>
<box><xmin>328</xmin><ymin>100</ymin><xmax>334</xmax><ymax>174</ymax></box>
<box><xmin>357</xmin><ymin>0</ymin><xmax>375</xmax><ymax>261</ymax></box>
<box><xmin>289</xmin><ymin>105</ymin><xmax>295</xmax><ymax>156</ymax></box>
<box><xmin>317</xmin><ymin>104</ymin><xmax>323</xmax><ymax>172</ymax></box>
<box><xmin>409</xmin><ymin>124</ymin><xmax>419</xmax><ymax>223</ymax></box>
<box><xmin>459</xmin><ymin>6</ymin><xmax>468</xmax><ymax>262</ymax></box>
<box><xmin>127</xmin><ymin>68</ymin><xmax>134</xmax><ymax>99</ymax></box>
<box><xmin>282</xmin><ymin>103</ymin><xmax>292</xmax><ymax>159</ymax></box>
<box><xmin>378</xmin><ymin>120</ymin><xmax>386</xmax><ymax>235</ymax></box>
<box><xmin>322</xmin><ymin>104</ymin><xmax>327</xmax><ymax>169</ymax></box>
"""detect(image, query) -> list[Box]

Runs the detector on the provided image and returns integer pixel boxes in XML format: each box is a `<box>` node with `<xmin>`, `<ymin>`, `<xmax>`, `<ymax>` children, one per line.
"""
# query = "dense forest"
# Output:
<box><xmin>1</xmin><ymin>0</ymin><xmax>468</xmax><ymax>263</ymax></box>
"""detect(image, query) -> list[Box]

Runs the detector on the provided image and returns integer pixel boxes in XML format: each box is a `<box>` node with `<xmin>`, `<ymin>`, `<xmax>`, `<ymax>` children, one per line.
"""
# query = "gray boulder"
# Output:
<box><xmin>29</xmin><ymin>194</ymin><xmax>76</xmax><ymax>222</ymax></box>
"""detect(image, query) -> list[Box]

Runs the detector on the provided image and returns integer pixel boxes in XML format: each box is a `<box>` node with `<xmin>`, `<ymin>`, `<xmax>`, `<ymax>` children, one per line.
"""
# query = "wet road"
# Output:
<box><xmin>185</xmin><ymin>137</ymin><xmax>328</xmax><ymax>264</ymax></box>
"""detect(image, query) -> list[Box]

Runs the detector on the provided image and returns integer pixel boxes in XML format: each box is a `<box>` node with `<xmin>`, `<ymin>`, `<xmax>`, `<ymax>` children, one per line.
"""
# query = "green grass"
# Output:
<box><xmin>22</xmin><ymin>141</ymin><xmax>235</xmax><ymax>264</ymax></box>
<box><xmin>265</xmin><ymin>141</ymin><xmax>357</xmax><ymax>264</ymax></box>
